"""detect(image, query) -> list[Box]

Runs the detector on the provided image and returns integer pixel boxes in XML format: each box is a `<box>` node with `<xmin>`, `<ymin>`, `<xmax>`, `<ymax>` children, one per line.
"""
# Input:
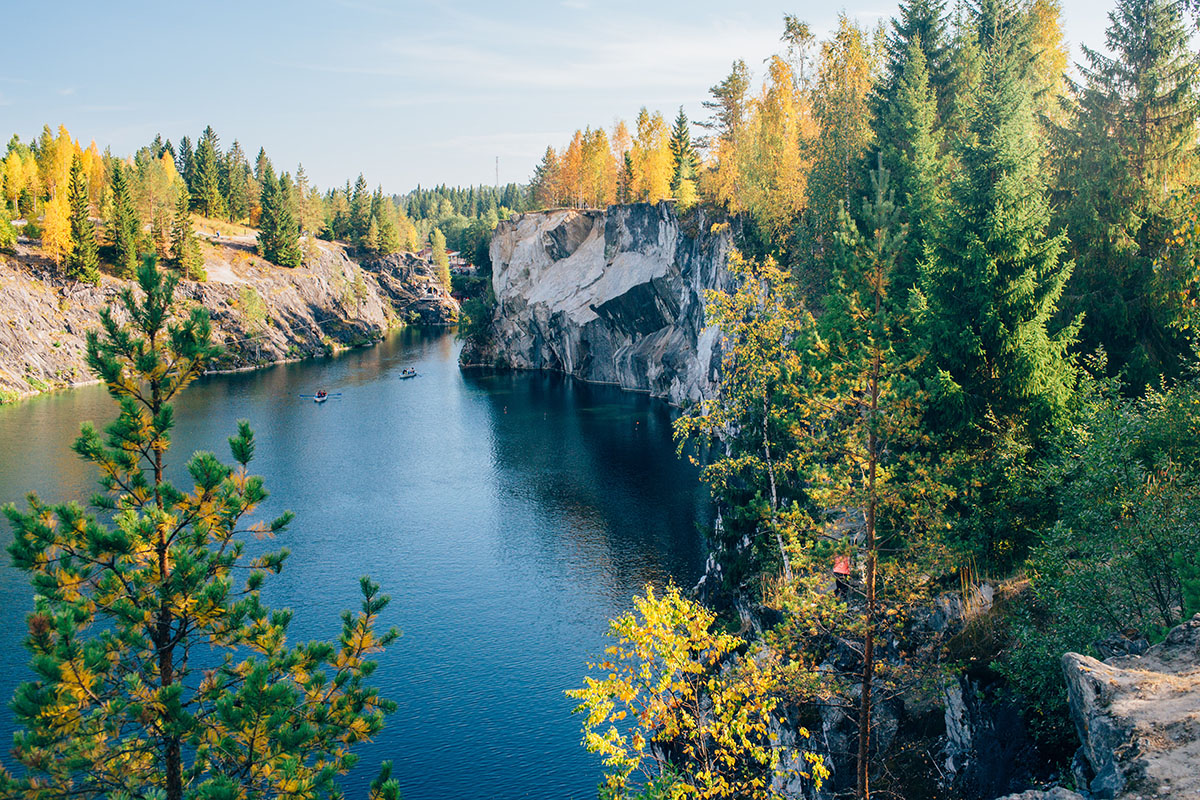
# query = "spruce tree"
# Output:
<box><xmin>917</xmin><ymin>0</ymin><xmax>1077</xmax><ymax>565</ymax></box>
<box><xmin>877</xmin><ymin>36</ymin><xmax>945</xmax><ymax>293</ymax></box>
<box><xmin>258</xmin><ymin>169</ymin><xmax>302</xmax><ymax>268</ymax></box>
<box><xmin>0</xmin><ymin>260</ymin><xmax>398</xmax><ymax>800</ymax></box>
<box><xmin>349</xmin><ymin>174</ymin><xmax>371</xmax><ymax>243</ymax></box>
<box><xmin>376</xmin><ymin>203</ymin><xmax>401</xmax><ymax>254</ymax></box>
<box><xmin>224</xmin><ymin>140</ymin><xmax>251</xmax><ymax>222</ymax></box>
<box><xmin>176</xmin><ymin>135</ymin><xmax>194</xmax><ymax>192</ymax></box>
<box><xmin>65</xmin><ymin>153</ymin><xmax>101</xmax><ymax>284</ymax></box>
<box><xmin>669</xmin><ymin>107</ymin><xmax>698</xmax><ymax>203</ymax></box>
<box><xmin>257</xmin><ymin>165</ymin><xmax>280</xmax><ymax>259</ymax></box>
<box><xmin>108</xmin><ymin>161</ymin><xmax>140</xmax><ymax>279</ymax></box>
<box><xmin>1057</xmin><ymin>0</ymin><xmax>1200</xmax><ymax>387</ymax></box>
<box><xmin>169</xmin><ymin>189</ymin><xmax>205</xmax><ymax>281</ymax></box>
<box><xmin>192</xmin><ymin>125</ymin><xmax>226</xmax><ymax>219</ymax></box>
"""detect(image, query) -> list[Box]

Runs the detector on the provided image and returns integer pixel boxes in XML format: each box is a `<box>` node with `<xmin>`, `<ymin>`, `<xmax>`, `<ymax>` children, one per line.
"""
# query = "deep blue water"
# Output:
<box><xmin>0</xmin><ymin>329</ymin><xmax>709</xmax><ymax>799</ymax></box>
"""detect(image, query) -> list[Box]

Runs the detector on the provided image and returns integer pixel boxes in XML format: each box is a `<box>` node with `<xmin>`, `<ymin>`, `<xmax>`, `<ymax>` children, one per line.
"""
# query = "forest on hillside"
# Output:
<box><xmin>0</xmin><ymin>124</ymin><xmax>528</xmax><ymax>282</ymax></box>
<box><xmin>558</xmin><ymin>0</ymin><xmax>1200</xmax><ymax>798</ymax></box>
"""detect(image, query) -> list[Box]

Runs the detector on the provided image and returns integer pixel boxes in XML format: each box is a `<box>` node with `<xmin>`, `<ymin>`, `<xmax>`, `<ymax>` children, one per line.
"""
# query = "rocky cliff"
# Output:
<box><xmin>0</xmin><ymin>238</ymin><xmax>457</xmax><ymax>402</ymax></box>
<box><xmin>461</xmin><ymin>203</ymin><xmax>734</xmax><ymax>406</ymax></box>
<box><xmin>1061</xmin><ymin>614</ymin><xmax>1200</xmax><ymax>799</ymax></box>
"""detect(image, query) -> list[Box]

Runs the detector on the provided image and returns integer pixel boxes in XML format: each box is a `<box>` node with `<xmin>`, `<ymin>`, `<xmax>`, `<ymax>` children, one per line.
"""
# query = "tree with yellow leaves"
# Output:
<box><xmin>40</xmin><ymin>192</ymin><xmax>72</xmax><ymax>264</ymax></box>
<box><xmin>632</xmin><ymin>108</ymin><xmax>673</xmax><ymax>203</ymax></box>
<box><xmin>0</xmin><ymin>260</ymin><xmax>400</xmax><ymax>800</ymax></box>
<box><xmin>569</xmin><ymin>583</ymin><xmax>828</xmax><ymax>799</ymax></box>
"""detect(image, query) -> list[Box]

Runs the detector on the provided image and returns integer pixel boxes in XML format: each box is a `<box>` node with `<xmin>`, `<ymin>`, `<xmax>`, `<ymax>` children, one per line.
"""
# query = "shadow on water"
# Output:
<box><xmin>0</xmin><ymin>329</ymin><xmax>710</xmax><ymax>800</ymax></box>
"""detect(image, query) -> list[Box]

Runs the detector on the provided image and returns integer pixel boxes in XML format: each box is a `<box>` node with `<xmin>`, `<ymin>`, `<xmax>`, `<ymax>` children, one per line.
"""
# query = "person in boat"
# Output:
<box><xmin>316</xmin><ymin>390</ymin><xmax>327</xmax><ymax>399</ymax></box>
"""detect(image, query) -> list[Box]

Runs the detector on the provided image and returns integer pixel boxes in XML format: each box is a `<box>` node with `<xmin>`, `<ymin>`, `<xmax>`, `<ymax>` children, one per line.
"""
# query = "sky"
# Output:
<box><xmin>2</xmin><ymin>0</ymin><xmax>1115</xmax><ymax>194</ymax></box>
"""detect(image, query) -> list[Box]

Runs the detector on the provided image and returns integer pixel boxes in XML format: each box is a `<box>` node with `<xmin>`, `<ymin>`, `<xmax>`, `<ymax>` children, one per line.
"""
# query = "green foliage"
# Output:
<box><xmin>108</xmin><ymin>162</ymin><xmax>139</xmax><ymax>279</ymax></box>
<box><xmin>0</xmin><ymin>259</ymin><xmax>398</xmax><ymax>799</ymax></box>
<box><xmin>1000</xmin><ymin>362</ymin><xmax>1200</xmax><ymax>749</ymax></box>
<box><xmin>64</xmin><ymin>153</ymin><xmax>100</xmax><ymax>284</ymax></box>
<box><xmin>257</xmin><ymin>166</ymin><xmax>302</xmax><ymax>268</ymax></box>
<box><xmin>431</xmin><ymin>227</ymin><xmax>450</xmax><ymax>289</ymax></box>
<box><xmin>568</xmin><ymin>583</ymin><xmax>828</xmax><ymax>799</ymax></box>
<box><xmin>191</xmin><ymin>126</ymin><xmax>226</xmax><ymax>220</ymax></box>
<box><xmin>915</xmin><ymin>0</ymin><xmax>1078</xmax><ymax>567</ymax></box>
<box><xmin>674</xmin><ymin>251</ymin><xmax>812</xmax><ymax>585</ymax></box>
<box><xmin>168</xmin><ymin>189</ymin><xmax>205</xmax><ymax>281</ymax></box>
<box><xmin>1055</xmin><ymin>0</ymin><xmax>1200</xmax><ymax>389</ymax></box>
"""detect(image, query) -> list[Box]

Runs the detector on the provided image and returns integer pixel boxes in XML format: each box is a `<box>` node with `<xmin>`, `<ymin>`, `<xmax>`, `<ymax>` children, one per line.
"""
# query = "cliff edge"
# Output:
<box><xmin>461</xmin><ymin>202</ymin><xmax>733</xmax><ymax>406</ymax></box>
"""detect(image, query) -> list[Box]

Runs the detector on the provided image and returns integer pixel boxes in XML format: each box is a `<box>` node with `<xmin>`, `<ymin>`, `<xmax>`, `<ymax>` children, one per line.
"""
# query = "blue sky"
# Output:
<box><xmin>2</xmin><ymin>0</ymin><xmax>1112</xmax><ymax>194</ymax></box>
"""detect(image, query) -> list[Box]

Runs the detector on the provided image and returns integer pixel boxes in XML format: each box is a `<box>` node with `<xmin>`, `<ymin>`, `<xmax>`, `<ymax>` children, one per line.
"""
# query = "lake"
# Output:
<box><xmin>0</xmin><ymin>328</ymin><xmax>710</xmax><ymax>799</ymax></box>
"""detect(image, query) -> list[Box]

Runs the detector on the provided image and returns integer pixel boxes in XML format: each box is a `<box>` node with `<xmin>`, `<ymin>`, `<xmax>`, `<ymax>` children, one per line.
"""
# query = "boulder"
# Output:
<box><xmin>1063</xmin><ymin>613</ymin><xmax>1200</xmax><ymax>799</ymax></box>
<box><xmin>994</xmin><ymin>789</ymin><xmax>1087</xmax><ymax>800</ymax></box>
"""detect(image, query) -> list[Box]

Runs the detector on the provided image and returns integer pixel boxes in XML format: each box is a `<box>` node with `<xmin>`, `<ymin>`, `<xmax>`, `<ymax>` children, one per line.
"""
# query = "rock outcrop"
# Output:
<box><xmin>1063</xmin><ymin>613</ymin><xmax>1200</xmax><ymax>799</ymax></box>
<box><xmin>0</xmin><ymin>238</ymin><xmax>457</xmax><ymax>402</ymax></box>
<box><xmin>461</xmin><ymin>203</ymin><xmax>734</xmax><ymax>406</ymax></box>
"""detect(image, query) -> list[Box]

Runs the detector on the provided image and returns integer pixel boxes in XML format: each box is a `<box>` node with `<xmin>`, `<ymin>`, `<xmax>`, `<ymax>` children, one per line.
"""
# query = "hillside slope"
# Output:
<box><xmin>0</xmin><ymin>232</ymin><xmax>458</xmax><ymax>402</ymax></box>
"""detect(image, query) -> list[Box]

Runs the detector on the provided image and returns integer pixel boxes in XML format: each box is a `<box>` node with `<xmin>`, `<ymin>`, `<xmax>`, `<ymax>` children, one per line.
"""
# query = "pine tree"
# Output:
<box><xmin>169</xmin><ymin>189</ymin><xmax>204</xmax><ymax>281</ymax></box>
<box><xmin>108</xmin><ymin>161</ymin><xmax>139</xmax><ymax>278</ymax></box>
<box><xmin>917</xmin><ymin>0</ymin><xmax>1077</xmax><ymax>565</ymax></box>
<box><xmin>812</xmin><ymin>162</ymin><xmax>951</xmax><ymax>799</ymax></box>
<box><xmin>0</xmin><ymin>260</ymin><xmax>398</xmax><ymax>800</ymax></box>
<box><xmin>65</xmin><ymin>153</ymin><xmax>100</xmax><ymax>284</ymax></box>
<box><xmin>257</xmin><ymin>165</ymin><xmax>280</xmax><ymax>259</ymax></box>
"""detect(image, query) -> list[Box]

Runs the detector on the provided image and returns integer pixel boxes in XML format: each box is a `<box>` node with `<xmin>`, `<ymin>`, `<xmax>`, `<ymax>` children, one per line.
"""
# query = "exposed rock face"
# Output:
<box><xmin>1063</xmin><ymin>613</ymin><xmax>1200</xmax><ymax>799</ymax></box>
<box><xmin>357</xmin><ymin>250</ymin><xmax>459</xmax><ymax>325</ymax></box>
<box><xmin>0</xmin><ymin>239</ymin><xmax>455</xmax><ymax>401</ymax></box>
<box><xmin>462</xmin><ymin>203</ymin><xmax>734</xmax><ymax>406</ymax></box>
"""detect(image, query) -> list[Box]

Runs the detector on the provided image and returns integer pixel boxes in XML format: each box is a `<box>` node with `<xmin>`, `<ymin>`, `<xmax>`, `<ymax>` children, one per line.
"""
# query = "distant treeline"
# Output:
<box><xmin>0</xmin><ymin>125</ymin><xmax>531</xmax><ymax>277</ymax></box>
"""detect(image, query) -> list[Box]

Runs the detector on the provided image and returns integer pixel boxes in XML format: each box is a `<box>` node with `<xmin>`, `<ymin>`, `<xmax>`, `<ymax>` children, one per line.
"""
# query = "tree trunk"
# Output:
<box><xmin>857</xmin><ymin>295</ymin><xmax>882</xmax><ymax>800</ymax></box>
<box><xmin>763</xmin><ymin>393</ymin><xmax>794</xmax><ymax>583</ymax></box>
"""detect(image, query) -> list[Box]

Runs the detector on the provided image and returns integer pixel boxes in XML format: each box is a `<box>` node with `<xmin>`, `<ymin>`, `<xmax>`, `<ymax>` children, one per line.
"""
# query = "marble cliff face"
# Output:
<box><xmin>464</xmin><ymin>202</ymin><xmax>734</xmax><ymax>406</ymax></box>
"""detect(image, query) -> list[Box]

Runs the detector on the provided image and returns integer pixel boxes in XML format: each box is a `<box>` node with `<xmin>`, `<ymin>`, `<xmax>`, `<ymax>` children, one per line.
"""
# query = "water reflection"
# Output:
<box><xmin>0</xmin><ymin>330</ymin><xmax>709</xmax><ymax>799</ymax></box>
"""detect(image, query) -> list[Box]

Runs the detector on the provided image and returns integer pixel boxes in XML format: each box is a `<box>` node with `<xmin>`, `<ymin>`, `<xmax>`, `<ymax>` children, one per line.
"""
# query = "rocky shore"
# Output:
<box><xmin>0</xmin><ymin>238</ymin><xmax>457</xmax><ymax>402</ymax></box>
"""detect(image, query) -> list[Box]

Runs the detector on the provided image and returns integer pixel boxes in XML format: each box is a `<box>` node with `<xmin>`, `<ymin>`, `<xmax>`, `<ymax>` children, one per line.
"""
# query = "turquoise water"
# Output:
<box><xmin>0</xmin><ymin>329</ymin><xmax>709</xmax><ymax>798</ymax></box>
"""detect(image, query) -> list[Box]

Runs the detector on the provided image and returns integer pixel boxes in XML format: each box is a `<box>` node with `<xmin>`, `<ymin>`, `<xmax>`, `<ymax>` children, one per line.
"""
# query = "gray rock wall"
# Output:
<box><xmin>464</xmin><ymin>203</ymin><xmax>733</xmax><ymax>406</ymax></box>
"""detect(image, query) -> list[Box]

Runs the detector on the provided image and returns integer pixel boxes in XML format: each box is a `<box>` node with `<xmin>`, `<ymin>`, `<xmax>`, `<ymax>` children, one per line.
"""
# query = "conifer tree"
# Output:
<box><xmin>431</xmin><ymin>227</ymin><xmax>450</xmax><ymax>289</ymax></box>
<box><xmin>258</xmin><ymin>168</ymin><xmax>303</xmax><ymax>268</ymax></box>
<box><xmin>349</xmin><ymin>174</ymin><xmax>371</xmax><ymax>242</ymax></box>
<box><xmin>365</xmin><ymin>214</ymin><xmax>380</xmax><ymax>253</ymax></box>
<box><xmin>169</xmin><ymin>189</ymin><xmax>204</xmax><ymax>281</ymax></box>
<box><xmin>669</xmin><ymin>107</ymin><xmax>698</xmax><ymax>207</ymax></box>
<box><xmin>917</xmin><ymin>0</ymin><xmax>1077</xmax><ymax>564</ymax></box>
<box><xmin>108</xmin><ymin>161</ymin><xmax>139</xmax><ymax>278</ymax></box>
<box><xmin>531</xmin><ymin>146</ymin><xmax>562</xmax><ymax>208</ymax></box>
<box><xmin>0</xmin><ymin>260</ymin><xmax>398</xmax><ymax>800</ymax></box>
<box><xmin>877</xmin><ymin>36</ymin><xmax>945</xmax><ymax>292</ymax></box>
<box><xmin>65</xmin><ymin>152</ymin><xmax>100</xmax><ymax>284</ymax></box>
<box><xmin>1057</xmin><ymin>0</ymin><xmax>1200</xmax><ymax>387</ymax></box>
<box><xmin>176</xmin><ymin>135</ymin><xmax>194</xmax><ymax>192</ymax></box>
<box><xmin>223</xmin><ymin>139</ymin><xmax>251</xmax><ymax>223</ymax></box>
<box><xmin>191</xmin><ymin>126</ymin><xmax>226</xmax><ymax>219</ymax></box>
<box><xmin>375</xmin><ymin>202</ymin><xmax>401</xmax><ymax>254</ymax></box>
